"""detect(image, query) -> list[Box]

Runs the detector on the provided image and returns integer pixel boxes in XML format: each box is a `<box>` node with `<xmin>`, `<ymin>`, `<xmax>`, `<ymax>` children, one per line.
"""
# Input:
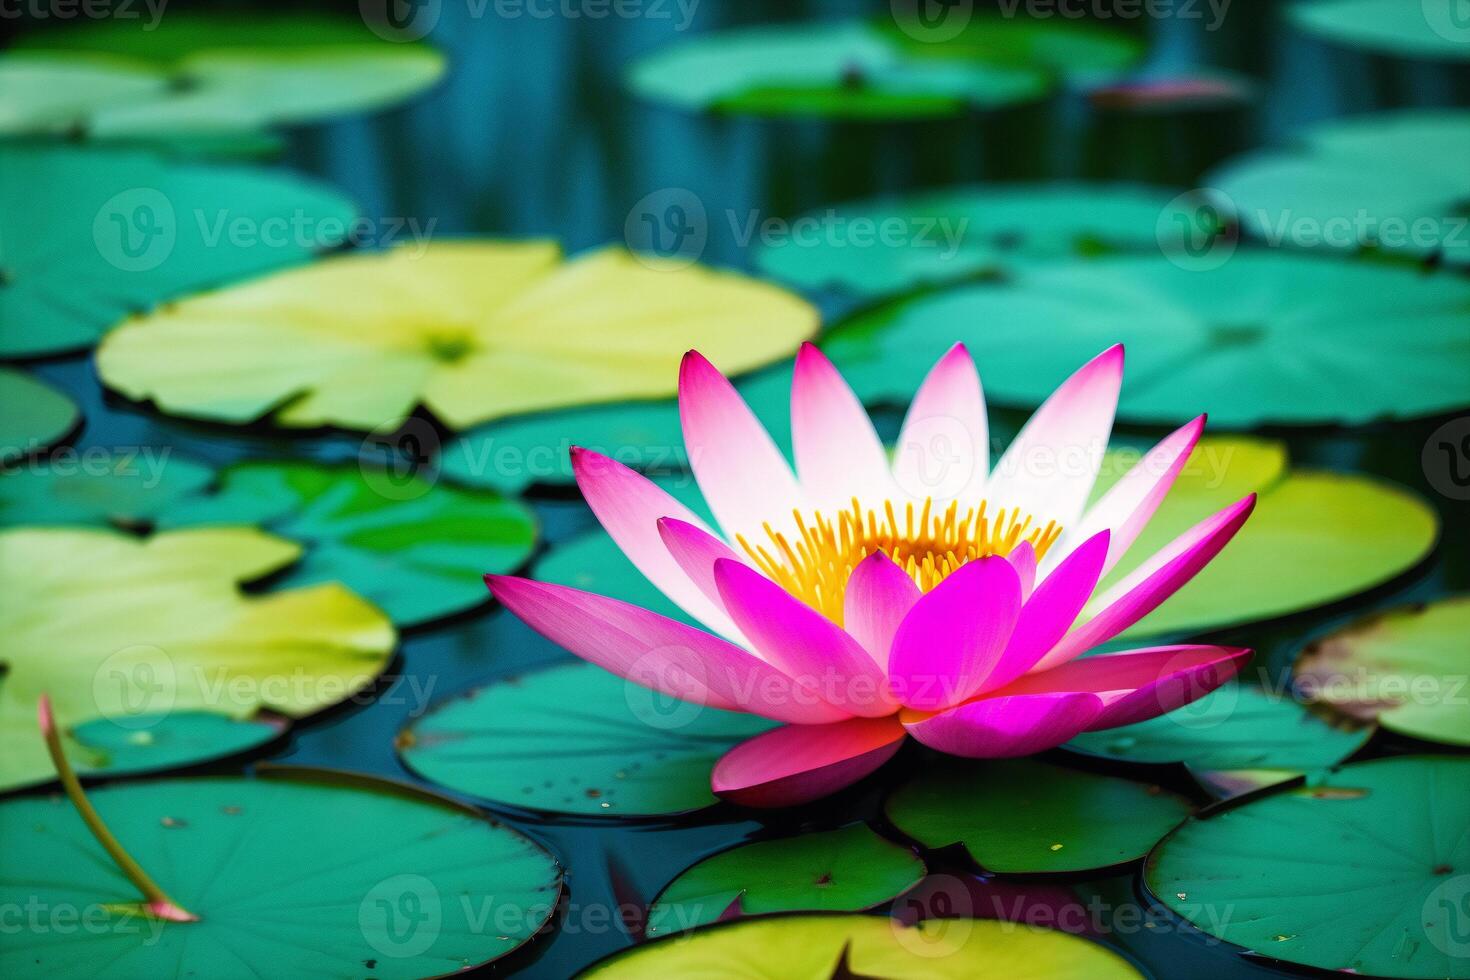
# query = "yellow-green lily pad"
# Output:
<box><xmin>0</xmin><ymin>369</ymin><xmax>80</xmax><ymax>463</ymax></box>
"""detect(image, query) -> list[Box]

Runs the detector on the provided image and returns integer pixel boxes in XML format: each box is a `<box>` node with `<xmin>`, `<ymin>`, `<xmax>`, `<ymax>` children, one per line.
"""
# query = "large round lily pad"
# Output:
<box><xmin>0</xmin><ymin>454</ymin><xmax>213</xmax><ymax>527</ymax></box>
<box><xmin>1066</xmin><ymin>683</ymin><xmax>1372</xmax><ymax>798</ymax></box>
<box><xmin>0</xmin><ymin>769</ymin><xmax>562</xmax><ymax>977</ymax></box>
<box><xmin>646</xmin><ymin>825</ymin><xmax>926</xmax><ymax>936</ymax></box>
<box><xmin>96</xmin><ymin>242</ymin><xmax>817</xmax><ymax>432</ymax></box>
<box><xmin>582</xmin><ymin>912</ymin><xmax>1143</xmax><ymax>978</ymax></box>
<box><xmin>879</xmin><ymin>10</ymin><xmax>1145</xmax><ymax>81</ymax></box>
<box><xmin>0</xmin><ymin>369</ymin><xmax>79</xmax><ymax>463</ymax></box>
<box><xmin>1147</xmin><ymin>756</ymin><xmax>1470</xmax><ymax>978</ymax></box>
<box><xmin>1294</xmin><ymin>596</ymin><xmax>1470</xmax><ymax>746</ymax></box>
<box><xmin>0</xmin><ymin>526</ymin><xmax>395</xmax><ymax>791</ymax></box>
<box><xmin>66</xmin><ymin>711</ymin><xmax>285</xmax><ymax>781</ymax></box>
<box><xmin>1289</xmin><ymin>0</ymin><xmax>1470</xmax><ymax>61</ymax></box>
<box><xmin>0</xmin><ymin>142</ymin><xmax>357</xmax><ymax>357</ymax></box>
<box><xmin>159</xmin><ymin>460</ymin><xmax>537</xmax><ymax>627</ymax></box>
<box><xmin>398</xmin><ymin>661</ymin><xmax>778</xmax><ymax>817</ymax></box>
<box><xmin>825</xmin><ymin>252</ymin><xmax>1470</xmax><ymax>426</ymax></box>
<box><xmin>885</xmin><ymin>759</ymin><xmax>1192</xmax><ymax>874</ymax></box>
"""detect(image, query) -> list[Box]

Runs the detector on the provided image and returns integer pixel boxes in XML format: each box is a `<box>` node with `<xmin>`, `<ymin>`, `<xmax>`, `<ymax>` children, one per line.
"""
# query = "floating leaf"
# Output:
<box><xmin>1294</xmin><ymin>596</ymin><xmax>1470</xmax><ymax>746</ymax></box>
<box><xmin>158</xmin><ymin>460</ymin><xmax>536</xmax><ymax>627</ymax></box>
<box><xmin>1289</xmin><ymin>0</ymin><xmax>1470</xmax><ymax>61</ymax></box>
<box><xmin>885</xmin><ymin>759</ymin><xmax>1191</xmax><ymax>874</ymax></box>
<box><xmin>0</xmin><ymin>769</ymin><xmax>562</xmax><ymax>977</ymax></box>
<box><xmin>583</xmin><ymin>913</ymin><xmax>1143</xmax><ymax>978</ymax></box>
<box><xmin>97</xmin><ymin>242</ymin><xmax>816</xmax><ymax>431</ymax></box>
<box><xmin>0</xmin><ymin>56</ymin><xmax>166</xmax><ymax>135</ymax></box>
<box><xmin>0</xmin><ymin>142</ymin><xmax>356</xmax><ymax>357</ymax></box>
<box><xmin>627</xmin><ymin>21</ymin><xmax>1048</xmax><ymax>119</ymax></box>
<box><xmin>66</xmin><ymin>711</ymin><xmax>285</xmax><ymax>780</ymax></box>
<box><xmin>1147</xmin><ymin>756</ymin><xmax>1470</xmax><ymax>979</ymax></box>
<box><xmin>646</xmin><ymin>825</ymin><xmax>926</xmax><ymax>936</ymax></box>
<box><xmin>755</xmin><ymin>184</ymin><xmax>1188</xmax><ymax>300</ymax></box>
<box><xmin>0</xmin><ymin>526</ymin><xmax>395</xmax><ymax>791</ymax></box>
<box><xmin>1065</xmin><ymin>683</ymin><xmax>1372</xmax><ymax>797</ymax></box>
<box><xmin>825</xmin><ymin>252</ymin><xmax>1470</xmax><ymax>426</ymax></box>
<box><xmin>880</xmin><ymin>11</ymin><xmax>1145</xmax><ymax>81</ymax></box>
<box><xmin>0</xmin><ymin>454</ymin><xmax>213</xmax><ymax>527</ymax></box>
<box><xmin>0</xmin><ymin>369</ymin><xmax>79</xmax><ymax>463</ymax></box>
<box><xmin>400</xmin><ymin>661</ymin><xmax>777</xmax><ymax>817</ymax></box>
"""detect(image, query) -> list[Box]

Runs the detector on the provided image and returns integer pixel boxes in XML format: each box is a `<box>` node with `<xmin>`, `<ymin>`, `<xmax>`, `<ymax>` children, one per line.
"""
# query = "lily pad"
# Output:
<box><xmin>880</xmin><ymin>11</ymin><xmax>1145</xmax><ymax>81</ymax></box>
<box><xmin>1289</xmin><ymin>0</ymin><xmax>1470</xmax><ymax>61</ymax></box>
<box><xmin>582</xmin><ymin>912</ymin><xmax>1144</xmax><ymax>978</ymax></box>
<box><xmin>0</xmin><ymin>142</ymin><xmax>357</xmax><ymax>357</ymax></box>
<box><xmin>824</xmin><ymin>251</ymin><xmax>1470</xmax><ymax>426</ymax></box>
<box><xmin>1146</xmin><ymin>756</ymin><xmax>1470</xmax><ymax>979</ymax></box>
<box><xmin>0</xmin><ymin>369</ymin><xmax>79</xmax><ymax>463</ymax></box>
<box><xmin>158</xmin><ymin>460</ymin><xmax>537</xmax><ymax>627</ymax></box>
<box><xmin>1065</xmin><ymin>683</ymin><xmax>1372</xmax><ymax>797</ymax></box>
<box><xmin>398</xmin><ymin>661</ymin><xmax>777</xmax><ymax>817</ymax></box>
<box><xmin>646</xmin><ymin>825</ymin><xmax>926</xmax><ymax>936</ymax></box>
<box><xmin>0</xmin><ymin>454</ymin><xmax>213</xmax><ymax>527</ymax></box>
<box><xmin>96</xmin><ymin>242</ymin><xmax>817</xmax><ymax>432</ymax></box>
<box><xmin>6</xmin><ymin>14</ymin><xmax>445</xmax><ymax>137</ymax></box>
<box><xmin>67</xmin><ymin>711</ymin><xmax>285</xmax><ymax>780</ymax></box>
<box><xmin>0</xmin><ymin>769</ymin><xmax>562</xmax><ymax>977</ymax></box>
<box><xmin>885</xmin><ymin>758</ymin><xmax>1192</xmax><ymax>874</ymax></box>
<box><xmin>754</xmin><ymin>184</ymin><xmax>1192</xmax><ymax>300</ymax></box>
<box><xmin>627</xmin><ymin>21</ymin><xmax>1049</xmax><ymax>119</ymax></box>
<box><xmin>1293</xmin><ymin>595</ymin><xmax>1470</xmax><ymax>746</ymax></box>
<box><xmin>1097</xmin><ymin>437</ymin><xmax>1437</xmax><ymax>639</ymax></box>
<box><xmin>0</xmin><ymin>526</ymin><xmax>395</xmax><ymax>791</ymax></box>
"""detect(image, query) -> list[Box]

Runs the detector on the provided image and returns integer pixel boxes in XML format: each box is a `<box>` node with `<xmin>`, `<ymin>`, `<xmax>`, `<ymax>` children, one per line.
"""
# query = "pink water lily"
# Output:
<box><xmin>486</xmin><ymin>343</ymin><xmax>1254</xmax><ymax>808</ymax></box>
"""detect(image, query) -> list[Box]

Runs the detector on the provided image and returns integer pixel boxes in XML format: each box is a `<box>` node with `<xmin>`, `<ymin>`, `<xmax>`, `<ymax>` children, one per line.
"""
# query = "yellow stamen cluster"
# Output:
<box><xmin>738</xmin><ymin>497</ymin><xmax>1062</xmax><ymax>624</ymax></box>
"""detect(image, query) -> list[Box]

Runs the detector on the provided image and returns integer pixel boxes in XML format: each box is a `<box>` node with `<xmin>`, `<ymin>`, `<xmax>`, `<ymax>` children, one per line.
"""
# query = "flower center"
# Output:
<box><xmin>737</xmin><ymin>498</ymin><xmax>1062</xmax><ymax>624</ymax></box>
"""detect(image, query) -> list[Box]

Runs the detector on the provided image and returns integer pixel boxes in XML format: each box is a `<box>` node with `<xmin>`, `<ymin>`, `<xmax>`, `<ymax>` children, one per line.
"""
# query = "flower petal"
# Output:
<box><xmin>1035</xmin><ymin>494</ymin><xmax>1256</xmax><ymax>669</ymax></box>
<box><xmin>842</xmin><ymin>551</ymin><xmax>921</xmax><ymax>671</ymax></box>
<box><xmin>902</xmin><ymin>693</ymin><xmax>1105</xmax><ymax>758</ymax></box>
<box><xmin>791</xmin><ymin>343</ymin><xmax>893</xmax><ymax>511</ymax></box>
<box><xmin>1008</xmin><ymin>540</ymin><xmax>1038</xmax><ymax>601</ymax></box>
<box><xmin>888</xmin><ymin>555</ymin><xmax>1022</xmax><ymax>711</ymax></box>
<box><xmin>992</xmin><ymin>644</ymin><xmax>1251</xmax><ymax>730</ymax></box>
<box><xmin>711</xmin><ymin>716</ymin><xmax>907</xmax><ymax>807</ymax></box>
<box><xmin>656</xmin><ymin>516</ymin><xmax>749</xmax><ymax>619</ymax></box>
<box><xmin>572</xmin><ymin>447</ymin><xmax>740</xmax><ymax>638</ymax></box>
<box><xmin>892</xmin><ymin>342</ymin><xmax>989</xmax><ymax>507</ymax></box>
<box><xmin>680</xmin><ymin>350</ymin><xmax>806</xmax><ymax>542</ymax></box>
<box><xmin>484</xmin><ymin>575</ymin><xmax>847</xmax><ymax>725</ymax></box>
<box><xmin>988</xmin><ymin>345</ymin><xmax>1124</xmax><ymax>532</ymax></box>
<box><xmin>713</xmin><ymin>558</ymin><xmax>894</xmax><ymax>717</ymax></box>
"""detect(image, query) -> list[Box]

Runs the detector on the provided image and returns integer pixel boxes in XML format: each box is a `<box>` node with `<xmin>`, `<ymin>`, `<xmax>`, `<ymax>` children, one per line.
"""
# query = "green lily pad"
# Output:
<box><xmin>398</xmin><ymin>661</ymin><xmax>777</xmax><ymax>817</ymax></box>
<box><xmin>1065</xmin><ymin>683</ymin><xmax>1372</xmax><ymax>797</ymax></box>
<box><xmin>582</xmin><ymin>912</ymin><xmax>1144</xmax><ymax>978</ymax></box>
<box><xmin>1289</xmin><ymin>0</ymin><xmax>1470</xmax><ymax>61</ymax></box>
<box><xmin>1294</xmin><ymin>595</ymin><xmax>1470</xmax><ymax>746</ymax></box>
<box><xmin>755</xmin><ymin>184</ymin><xmax>1192</xmax><ymax>300</ymax></box>
<box><xmin>158</xmin><ymin>460</ymin><xmax>537</xmax><ymax>627</ymax></box>
<box><xmin>885</xmin><ymin>758</ymin><xmax>1192</xmax><ymax>874</ymax></box>
<box><xmin>1097</xmin><ymin>437</ymin><xmax>1438</xmax><ymax>639</ymax></box>
<box><xmin>0</xmin><ymin>369</ymin><xmax>79</xmax><ymax>463</ymax></box>
<box><xmin>96</xmin><ymin>242</ymin><xmax>817</xmax><ymax>432</ymax></box>
<box><xmin>1147</xmin><ymin>756</ymin><xmax>1470</xmax><ymax>978</ymax></box>
<box><xmin>627</xmin><ymin>21</ymin><xmax>1049</xmax><ymax>119</ymax></box>
<box><xmin>0</xmin><ymin>768</ymin><xmax>562</xmax><ymax>977</ymax></box>
<box><xmin>6</xmin><ymin>14</ymin><xmax>444</xmax><ymax>137</ymax></box>
<box><xmin>824</xmin><ymin>251</ymin><xmax>1470</xmax><ymax>426</ymax></box>
<box><xmin>0</xmin><ymin>142</ymin><xmax>357</xmax><ymax>358</ymax></box>
<box><xmin>67</xmin><ymin>711</ymin><xmax>285</xmax><ymax>780</ymax></box>
<box><xmin>0</xmin><ymin>526</ymin><xmax>395</xmax><ymax>792</ymax></box>
<box><xmin>0</xmin><ymin>56</ymin><xmax>167</xmax><ymax>135</ymax></box>
<box><xmin>646</xmin><ymin>825</ymin><xmax>926</xmax><ymax>937</ymax></box>
<box><xmin>0</xmin><ymin>454</ymin><xmax>213</xmax><ymax>527</ymax></box>
<box><xmin>879</xmin><ymin>11</ymin><xmax>1145</xmax><ymax>81</ymax></box>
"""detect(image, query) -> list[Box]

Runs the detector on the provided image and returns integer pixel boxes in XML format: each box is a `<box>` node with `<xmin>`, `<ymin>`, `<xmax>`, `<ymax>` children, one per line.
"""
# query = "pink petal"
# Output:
<box><xmin>572</xmin><ymin>447</ymin><xmax>740</xmax><ymax>638</ymax></box>
<box><xmin>711</xmin><ymin>716</ymin><xmax>907</xmax><ymax>807</ymax></box>
<box><xmin>1051</xmin><ymin>415</ymin><xmax>1205</xmax><ymax>578</ymax></box>
<box><xmin>993</xmin><ymin>645</ymin><xmax>1251</xmax><ymax>730</ymax></box>
<box><xmin>484</xmin><ymin>575</ymin><xmax>847</xmax><ymax>725</ymax></box>
<box><xmin>842</xmin><ymin>551</ymin><xmax>921</xmax><ymax>671</ymax></box>
<box><xmin>988</xmin><ymin>345</ymin><xmax>1124</xmax><ymax>533</ymax></box>
<box><xmin>1035</xmin><ymin>494</ymin><xmax>1256</xmax><ymax>669</ymax></box>
<box><xmin>975</xmin><ymin>531</ymin><xmax>1111</xmax><ymax>696</ymax></box>
<box><xmin>656</xmin><ymin>516</ymin><xmax>748</xmax><ymax>618</ymax></box>
<box><xmin>791</xmin><ymin>343</ymin><xmax>893</xmax><ymax>511</ymax></box>
<box><xmin>1008</xmin><ymin>540</ymin><xmax>1037</xmax><ymax>601</ymax></box>
<box><xmin>713</xmin><ymin>559</ymin><xmax>894</xmax><ymax>717</ymax></box>
<box><xmin>903</xmin><ymin>693</ymin><xmax>1105</xmax><ymax>758</ymax></box>
<box><xmin>888</xmin><ymin>556</ymin><xmax>1022</xmax><ymax>711</ymax></box>
<box><xmin>680</xmin><ymin>350</ymin><xmax>806</xmax><ymax>543</ymax></box>
<box><xmin>892</xmin><ymin>343</ymin><xmax>988</xmax><ymax>506</ymax></box>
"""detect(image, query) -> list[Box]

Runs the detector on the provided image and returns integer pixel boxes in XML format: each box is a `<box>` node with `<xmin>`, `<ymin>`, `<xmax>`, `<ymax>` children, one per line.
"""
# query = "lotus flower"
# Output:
<box><xmin>486</xmin><ymin>343</ymin><xmax>1254</xmax><ymax>807</ymax></box>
